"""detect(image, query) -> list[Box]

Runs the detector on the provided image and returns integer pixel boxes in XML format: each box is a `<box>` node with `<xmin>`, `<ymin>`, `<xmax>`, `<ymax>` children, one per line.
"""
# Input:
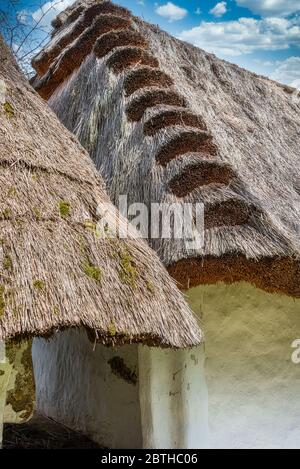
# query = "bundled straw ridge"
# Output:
<box><xmin>0</xmin><ymin>36</ymin><xmax>202</xmax><ymax>347</ymax></box>
<box><xmin>32</xmin><ymin>1</ymin><xmax>300</xmax><ymax>297</ymax></box>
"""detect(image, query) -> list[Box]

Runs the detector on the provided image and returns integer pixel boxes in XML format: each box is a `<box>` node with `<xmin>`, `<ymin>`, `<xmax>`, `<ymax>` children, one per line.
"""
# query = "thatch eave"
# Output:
<box><xmin>0</xmin><ymin>35</ymin><xmax>203</xmax><ymax>348</ymax></box>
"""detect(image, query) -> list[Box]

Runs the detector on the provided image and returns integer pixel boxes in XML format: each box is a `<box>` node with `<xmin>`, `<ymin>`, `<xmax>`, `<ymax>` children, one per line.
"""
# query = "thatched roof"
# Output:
<box><xmin>31</xmin><ymin>1</ymin><xmax>300</xmax><ymax>298</ymax></box>
<box><xmin>0</xmin><ymin>36</ymin><xmax>202</xmax><ymax>348</ymax></box>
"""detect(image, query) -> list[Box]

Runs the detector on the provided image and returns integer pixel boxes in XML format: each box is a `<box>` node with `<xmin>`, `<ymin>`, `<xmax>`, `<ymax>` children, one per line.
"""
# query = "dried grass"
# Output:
<box><xmin>124</xmin><ymin>67</ymin><xmax>173</xmax><ymax>97</ymax></box>
<box><xmin>126</xmin><ymin>89</ymin><xmax>187</xmax><ymax>122</ymax></box>
<box><xmin>106</xmin><ymin>47</ymin><xmax>159</xmax><ymax>74</ymax></box>
<box><xmin>168</xmin><ymin>160</ymin><xmax>234</xmax><ymax>197</ymax></box>
<box><xmin>93</xmin><ymin>29</ymin><xmax>147</xmax><ymax>59</ymax></box>
<box><xmin>51</xmin><ymin>0</ymin><xmax>130</xmax><ymax>35</ymax></box>
<box><xmin>155</xmin><ymin>130</ymin><xmax>218</xmax><ymax>166</ymax></box>
<box><xmin>32</xmin><ymin>1</ymin><xmax>300</xmax><ymax>297</ymax></box>
<box><xmin>144</xmin><ymin>109</ymin><xmax>207</xmax><ymax>136</ymax></box>
<box><xmin>34</xmin><ymin>3</ymin><xmax>130</xmax><ymax>75</ymax></box>
<box><xmin>0</xmin><ymin>36</ymin><xmax>202</xmax><ymax>347</ymax></box>
<box><xmin>33</xmin><ymin>15</ymin><xmax>131</xmax><ymax>99</ymax></box>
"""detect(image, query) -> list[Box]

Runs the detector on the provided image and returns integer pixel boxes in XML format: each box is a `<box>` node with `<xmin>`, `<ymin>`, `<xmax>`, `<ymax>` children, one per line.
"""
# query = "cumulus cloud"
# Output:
<box><xmin>236</xmin><ymin>0</ymin><xmax>300</xmax><ymax>17</ymax></box>
<box><xmin>31</xmin><ymin>0</ymin><xmax>74</xmax><ymax>29</ymax></box>
<box><xmin>210</xmin><ymin>2</ymin><xmax>227</xmax><ymax>18</ymax></box>
<box><xmin>271</xmin><ymin>56</ymin><xmax>300</xmax><ymax>89</ymax></box>
<box><xmin>155</xmin><ymin>2</ymin><xmax>188</xmax><ymax>22</ymax></box>
<box><xmin>179</xmin><ymin>16</ymin><xmax>300</xmax><ymax>57</ymax></box>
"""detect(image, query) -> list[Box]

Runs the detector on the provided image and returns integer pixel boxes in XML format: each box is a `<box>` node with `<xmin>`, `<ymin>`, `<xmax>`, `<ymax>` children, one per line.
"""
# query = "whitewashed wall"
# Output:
<box><xmin>188</xmin><ymin>282</ymin><xmax>300</xmax><ymax>449</ymax></box>
<box><xmin>33</xmin><ymin>329</ymin><xmax>142</xmax><ymax>448</ymax></box>
<box><xmin>32</xmin><ymin>282</ymin><xmax>300</xmax><ymax>449</ymax></box>
<box><xmin>33</xmin><ymin>330</ymin><xmax>208</xmax><ymax>449</ymax></box>
<box><xmin>139</xmin><ymin>345</ymin><xmax>208</xmax><ymax>449</ymax></box>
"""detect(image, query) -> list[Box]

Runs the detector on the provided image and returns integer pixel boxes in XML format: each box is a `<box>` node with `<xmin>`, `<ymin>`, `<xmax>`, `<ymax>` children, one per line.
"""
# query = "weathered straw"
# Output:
<box><xmin>0</xmin><ymin>36</ymin><xmax>202</xmax><ymax>347</ymax></box>
<box><xmin>32</xmin><ymin>0</ymin><xmax>300</xmax><ymax>298</ymax></box>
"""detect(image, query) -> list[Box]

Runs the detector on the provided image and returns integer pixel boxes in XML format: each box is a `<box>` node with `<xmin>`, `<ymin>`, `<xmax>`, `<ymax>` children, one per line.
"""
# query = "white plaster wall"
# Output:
<box><xmin>138</xmin><ymin>345</ymin><xmax>209</xmax><ymax>449</ymax></box>
<box><xmin>32</xmin><ymin>329</ymin><xmax>142</xmax><ymax>448</ymax></box>
<box><xmin>188</xmin><ymin>282</ymin><xmax>300</xmax><ymax>449</ymax></box>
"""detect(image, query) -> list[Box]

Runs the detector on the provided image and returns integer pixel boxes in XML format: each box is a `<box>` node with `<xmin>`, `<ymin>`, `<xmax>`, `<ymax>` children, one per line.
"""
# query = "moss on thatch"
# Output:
<box><xmin>83</xmin><ymin>263</ymin><xmax>102</xmax><ymax>282</ymax></box>
<box><xmin>58</xmin><ymin>200</ymin><xmax>71</xmax><ymax>219</ymax></box>
<box><xmin>0</xmin><ymin>35</ymin><xmax>202</xmax><ymax>348</ymax></box>
<box><xmin>2</xmin><ymin>102</ymin><xmax>14</xmax><ymax>118</ymax></box>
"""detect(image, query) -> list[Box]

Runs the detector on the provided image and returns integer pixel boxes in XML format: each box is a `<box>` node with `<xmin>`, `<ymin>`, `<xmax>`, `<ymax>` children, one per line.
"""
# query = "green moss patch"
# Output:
<box><xmin>0</xmin><ymin>285</ymin><xmax>6</xmax><ymax>316</ymax></box>
<box><xmin>118</xmin><ymin>249</ymin><xmax>138</xmax><ymax>289</ymax></box>
<box><xmin>32</xmin><ymin>207</ymin><xmax>42</xmax><ymax>219</ymax></box>
<box><xmin>8</xmin><ymin>187</ymin><xmax>17</xmax><ymax>198</ymax></box>
<box><xmin>58</xmin><ymin>200</ymin><xmax>71</xmax><ymax>219</ymax></box>
<box><xmin>33</xmin><ymin>279</ymin><xmax>45</xmax><ymax>291</ymax></box>
<box><xmin>146</xmin><ymin>280</ymin><xmax>155</xmax><ymax>294</ymax></box>
<box><xmin>108</xmin><ymin>322</ymin><xmax>117</xmax><ymax>337</ymax></box>
<box><xmin>2</xmin><ymin>101</ymin><xmax>14</xmax><ymax>118</ymax></box>
<box><xmin>83</xmin><ymin>263</ymin><xmax>102</xmax><ymax>282</ymax></box>
<box><xmin>3</xmin><ymin>254</ymin><xmax>13</xmax><ymax>271</ymax></box>
<box><xmin>84</xmin><ymin>220</ymin><xmax>97</xmax><ymax>231</ymax></box>
<box><xmin>2</xmin><ymin>208</ymin><xmax>12</xmax><ymax>219</ymax></box>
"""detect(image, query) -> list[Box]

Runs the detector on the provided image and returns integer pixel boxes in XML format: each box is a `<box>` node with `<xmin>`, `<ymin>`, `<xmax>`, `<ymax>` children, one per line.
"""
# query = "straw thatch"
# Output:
<box><xmin>0</xmin><ymin>35</ymin><xmax>202</xmax><ymax>348</ymax></box>
<box><xmin>32</xmin><ymin>1</ymin><xmax>300</xmax><ymax>298</ymax></box>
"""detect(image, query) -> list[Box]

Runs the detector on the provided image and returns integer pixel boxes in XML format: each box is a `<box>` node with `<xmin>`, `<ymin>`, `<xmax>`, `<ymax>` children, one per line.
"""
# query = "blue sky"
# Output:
<box><xmin>3</xmin><ymin>0</ymin><xmax>300</xmax><ymax>87</ymax></box>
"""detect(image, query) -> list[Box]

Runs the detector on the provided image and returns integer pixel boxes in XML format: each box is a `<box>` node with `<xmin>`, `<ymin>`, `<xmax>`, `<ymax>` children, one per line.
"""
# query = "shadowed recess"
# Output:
<box><xmin>106</xmin><ymin>47</ymin><xmax>159</xmax><ymax>74</ymax></box>
<box><xmin>168</xmin><ymin>161</ymin><xmax>234</xmax><ymax>197</ymax></box>
<box><xmin>144</xmin><ymin>109</ymin><xmax>208</xmax><ymax>136</ymax></box>
<box><xmin>34</xmin><ymin>10</ymin><xmax>132</xmax><ymax>75</ymax></box>
<box><xmin>126</xmin><ymin>89</ymin><xmax>187</xmax><ymax>122</ymax></box>
<box><xmin>35</xmin><ymin>15</ymin><xmax>131</xmax><ymax>100</ymax></box>
<box><xmin>124</xmin><ymin>67</ymin><xmax>173</xmax><ymax>96</ymax></box>
<box><xmin>205</xmin><ymin>199</ymin><xmax>256</xmax><ymax>229</ymax></box>
<box><xmin>156</xmin><ymin>131</ymin><xmax>218</xmax><ymax>167</ymax></box>
<box><xmin>168</xmin><ymin>255</ymin><xmax>300</xmax><ymax>298</ymax></box>
<box><xmin>94</xmin><ymin>29</ymin><xmax>147</xmax><ymax>59</ymax></box>
<box><xmin>3</xmin><ymin>413</ymin><xmax>102</xmax><ymax>449</ymax></box>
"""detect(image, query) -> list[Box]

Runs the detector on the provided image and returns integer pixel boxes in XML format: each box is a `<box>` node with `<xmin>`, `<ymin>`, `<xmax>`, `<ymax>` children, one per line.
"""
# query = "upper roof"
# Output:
<box><xmin>0</xmin><ymin>35</ymin><xmax>202</xmax><ymax>347</ymax></box>
<box><xmin>32</xmin><ymin>1</ymin><xmax>300</xmax><ymax>298</ymax></box>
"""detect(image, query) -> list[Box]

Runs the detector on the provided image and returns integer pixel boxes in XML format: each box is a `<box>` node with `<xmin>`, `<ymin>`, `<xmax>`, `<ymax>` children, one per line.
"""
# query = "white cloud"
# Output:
<box><xmin>210</xmin><ymin>2</ymin><xmax>227</xmax><ymax>17</ymax></box>
<box><xmin>155</xmin><ymin>2</ymin><xmax>188</xmax><ymax>22</ymax></box>
<box><xmin>236</xmin><ymin>0</ymin><xmax>300</xmax><ymax>17</ymax></box>
<box><xmin>271</xmin><ymin>56</ymin><xmax>300</xmax><ymax>89</ymax></box>
<box><xmin>179</xmin><ymin>16</ymin><xmax>300</xmax><ymax>57</ymax></box>
<box><xmin>31</xmin><ymin>0</ymin><xmax>74</xmax><ymax>29</ymax></box>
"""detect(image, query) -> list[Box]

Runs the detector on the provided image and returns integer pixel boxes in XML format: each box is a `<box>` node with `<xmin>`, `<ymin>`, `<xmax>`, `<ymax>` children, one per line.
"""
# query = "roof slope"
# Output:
<box><xmin>0</xmin><ymin>36</ymin><xmax>202</xmax><ymax>347</ymax></box>
<box><xmin>32</xmin><ymin>1</ymin><xmax>300</xmax><ymax>297</ymax></box>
